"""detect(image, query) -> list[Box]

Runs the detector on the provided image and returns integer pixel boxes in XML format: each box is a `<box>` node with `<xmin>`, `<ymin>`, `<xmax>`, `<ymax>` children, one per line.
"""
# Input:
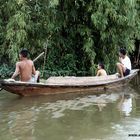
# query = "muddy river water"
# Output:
<box><xmin>0</xmin><ymin>75</ymin><xmax>140</xmax><ymax>140</ymax></box>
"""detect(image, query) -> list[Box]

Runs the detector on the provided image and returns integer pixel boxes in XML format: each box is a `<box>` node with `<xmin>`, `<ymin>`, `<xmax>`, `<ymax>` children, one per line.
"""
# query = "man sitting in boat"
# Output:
<box><xmin>96</xmin><ymin>63</ymin><xmax>107</xmax><ymax>76</ymax></box>
<box><xmin>11</xmin><ymin>49</ymin><xmax>40</xmax><ymax>83</ymax></box>
<box><xmin>116</xmin><ymin>48</ymin><xmax>131</xmax><ymax>78</ymax></box>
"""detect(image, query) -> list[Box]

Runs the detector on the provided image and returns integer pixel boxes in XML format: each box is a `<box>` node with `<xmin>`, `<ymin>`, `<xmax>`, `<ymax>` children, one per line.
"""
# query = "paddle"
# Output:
<box><xmin>33</xmin><ymin>52</ymin><xmax>45</xmax><ymax>63</ymax></box>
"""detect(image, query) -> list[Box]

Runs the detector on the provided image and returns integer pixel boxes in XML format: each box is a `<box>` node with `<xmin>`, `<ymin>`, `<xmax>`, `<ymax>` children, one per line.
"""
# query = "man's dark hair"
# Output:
<box><xmin>20</xmin><ymin>49</ymin><xmax>28</xmax><ymax>58</ymax></box>
<box><xmin>119</xmin><ymin>48</ymin><xmax>126</xmax><ymax>55</ymax></box>
<box><xmin>99</xmin><ymin>63</ymin><xmax>105</xmax><ymax>69</ymax></box>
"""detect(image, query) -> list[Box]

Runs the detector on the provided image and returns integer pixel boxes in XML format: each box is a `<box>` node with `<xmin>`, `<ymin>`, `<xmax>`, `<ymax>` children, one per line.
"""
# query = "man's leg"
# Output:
<box><xmin>116</xmin><ymin>63</ymin><xmax>125</xmax><ymax>78</ymax></box>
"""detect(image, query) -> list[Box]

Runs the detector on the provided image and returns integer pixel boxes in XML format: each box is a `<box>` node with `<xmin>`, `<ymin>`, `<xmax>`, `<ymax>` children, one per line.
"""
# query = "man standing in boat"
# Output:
<box><xmin>116</xmin><ymin>48</ymin><xmax>132</xmax><ymax>78</ymax></box>
<box><xmin>11</xmin><ymin>49</ymin><xmax>40</xmax><ymax>82</ymax></box>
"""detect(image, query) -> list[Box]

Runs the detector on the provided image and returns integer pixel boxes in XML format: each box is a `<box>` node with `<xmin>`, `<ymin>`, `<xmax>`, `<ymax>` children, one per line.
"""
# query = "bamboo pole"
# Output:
<box><xmin>136</xmin><ymin>44</ymin><xmax>140</xmax><ymax>66</ymax></box>
<box><xmin>43</xmin><ymin>40</ymin><xmax>48</xmax><ymax>77</ymax></box>
<box><xmin>33</xmin><ymin>52</ymin><xmax>45</xmax><ymax>63</ymax></box>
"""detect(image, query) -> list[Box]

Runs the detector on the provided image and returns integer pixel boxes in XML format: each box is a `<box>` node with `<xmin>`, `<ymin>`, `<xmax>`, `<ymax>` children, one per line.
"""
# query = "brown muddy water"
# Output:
<box><xmin>0</xmin><ymin>75</ymin><xmax>140</xmax><ymax>140</ymax></box>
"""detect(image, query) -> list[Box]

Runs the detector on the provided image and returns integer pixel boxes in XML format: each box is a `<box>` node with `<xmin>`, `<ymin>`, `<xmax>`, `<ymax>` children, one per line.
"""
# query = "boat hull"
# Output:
<box><xmin>0</xmin><ymin>69</ymin><xmax>139</xmax><ymax>96</ymax></box>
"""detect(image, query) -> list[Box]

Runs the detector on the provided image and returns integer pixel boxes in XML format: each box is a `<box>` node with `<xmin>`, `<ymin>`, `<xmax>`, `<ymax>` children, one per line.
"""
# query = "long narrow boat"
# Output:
<box><xmin>0</xmin><ymin>69</ymin><xmax>139</xmax><ymax>96</ymax></box>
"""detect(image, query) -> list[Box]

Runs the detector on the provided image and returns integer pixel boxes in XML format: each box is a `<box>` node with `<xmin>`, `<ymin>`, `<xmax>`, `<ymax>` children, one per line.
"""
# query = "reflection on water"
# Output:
<box><xmin>0</xmin><ymin>75</ymin><xmax>140</xmax><ymax>140</ymax></box>
<box><xmin>117</xmin><ymin>94</ymin><xmax>132</xmax><ymax>117</ymax></box>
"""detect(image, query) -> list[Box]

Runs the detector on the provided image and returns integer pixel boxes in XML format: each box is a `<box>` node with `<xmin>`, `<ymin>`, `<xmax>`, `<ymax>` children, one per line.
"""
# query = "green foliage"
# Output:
<box><xmin>135</xmin><ymin>0</ymin><xmax>140</xmax><ymax>40</ymax></box>
<box><xmin>0</xmin><ymin>64</ymin><xmax>14</xmax><ymax>78</ymax></box>
<box><xmin>0</xmin><ymin>0</ymin><xmax>140</xmax><ymax>78</ymax></box>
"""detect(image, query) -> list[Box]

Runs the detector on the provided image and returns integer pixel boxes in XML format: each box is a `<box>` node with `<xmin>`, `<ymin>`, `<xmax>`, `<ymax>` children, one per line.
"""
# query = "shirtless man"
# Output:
<box><xmin>116</xmin><ymin>48</ymin><xmax>131</xmax><ymax>78</ymax></box>
<box><xmin>96</xmin><ymin>63</ymin><xmax>107</xmax><ymax>76</ymax></box>
<box><xmin>11</xmin><ymin>49</ymin><xmax>40</xmax><ymax>82</ymax></box>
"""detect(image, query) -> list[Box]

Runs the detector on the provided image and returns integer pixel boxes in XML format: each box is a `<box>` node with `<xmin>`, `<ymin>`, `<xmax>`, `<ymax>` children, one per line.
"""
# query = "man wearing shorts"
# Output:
<box><xmin>116</xmin><ymin>48</ymin><xmax>132</xmax><ymax>78</ymax></box>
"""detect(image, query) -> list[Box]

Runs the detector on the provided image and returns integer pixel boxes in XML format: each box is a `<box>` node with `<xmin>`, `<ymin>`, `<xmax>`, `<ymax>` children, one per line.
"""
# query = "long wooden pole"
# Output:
<box><xmin>43</xmin><ymin>40</ymin><xmax>48</xmax><ymax>77</ymax></box>
<box><xmin>136</xmin><ymin>44</ymin><xmax>140</xmax><ymax>66</ymax></box>
<box><xmin>33</xmin><ymin>52</ymin><xmax>45</xmax><ymax>63</ymax></box>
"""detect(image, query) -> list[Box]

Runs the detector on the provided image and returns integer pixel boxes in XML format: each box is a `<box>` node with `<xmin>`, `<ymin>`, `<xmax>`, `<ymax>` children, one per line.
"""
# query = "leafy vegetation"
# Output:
<box><xmin>0</xmin><ymin>64</ymin><xmax>14</xmax><ymax>78</ymax></box>
<box><xmin>0</xmin><ymin>0</ymin><xmax>140</xmax><ymax>78</ymax></box>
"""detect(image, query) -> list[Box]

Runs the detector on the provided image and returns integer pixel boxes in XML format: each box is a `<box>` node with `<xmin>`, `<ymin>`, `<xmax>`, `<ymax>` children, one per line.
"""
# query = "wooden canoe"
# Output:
<box><xmin>0</xmin><ymin>69</ymin><xmax>139</xmax><ymax>96</ymax></box>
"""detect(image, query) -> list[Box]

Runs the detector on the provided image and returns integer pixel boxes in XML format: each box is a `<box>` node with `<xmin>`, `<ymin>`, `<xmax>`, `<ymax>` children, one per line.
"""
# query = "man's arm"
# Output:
<box><xmin>32</xmin><ymin>62</ymin><xmax>36</xmax><ymax>75</ymax></box>
<box><xmin>11</xmin><ymin>62</ymin><xmax>20</xmax><ymax>79</ymax></box>
<box><xmin>119</xmin><ymin>57</ymin><xmax>122</xmax><ymax>63</ymax></box>
<box><xmin>96</xmin><ymin>70</ymin><xmax>101</xmax><ymax>76</ymax></box>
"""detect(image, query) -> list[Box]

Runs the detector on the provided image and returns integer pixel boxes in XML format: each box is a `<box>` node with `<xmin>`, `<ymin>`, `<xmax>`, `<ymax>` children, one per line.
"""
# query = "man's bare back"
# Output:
<box><xmin>96</xmin><ymin>69</ymin><xmax>107</xmax><ymax>76</ymax></box>
<box><xmin>17</xmin><ymin>60</ymin><xmax>36</xmax><ymax>81</ymax></box>
<box><xmin>96</xmin><ymin>63</ymin><xmax>107</xmax><ymax>76</ymax></box>
<box><xmin>11</xmin><ymin>49</ymin><xmax>39</xmax><ymax>82</ymax></box>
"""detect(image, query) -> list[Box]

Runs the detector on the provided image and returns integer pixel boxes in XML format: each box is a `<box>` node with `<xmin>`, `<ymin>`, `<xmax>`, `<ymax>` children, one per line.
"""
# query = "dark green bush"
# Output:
<box><xmin>0</xmin><ymin>0</ymin><xmax>139</xmax><ymax>78</ymax></box>
<box><xmin>0</xmin><ymin>64</ymin><xmax>14</xmax><ymax>79</ymax></box>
